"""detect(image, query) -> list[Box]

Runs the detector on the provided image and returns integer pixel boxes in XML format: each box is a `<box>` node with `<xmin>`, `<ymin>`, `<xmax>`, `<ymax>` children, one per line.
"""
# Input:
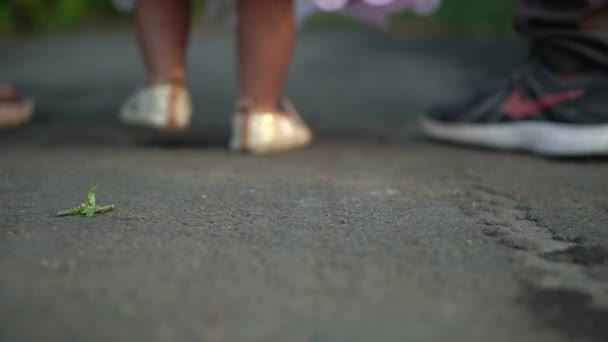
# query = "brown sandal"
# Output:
<box><xmin>0</xmin><ymin>82</ymin><xmax>34</xmax><ymax>129</ymax></box>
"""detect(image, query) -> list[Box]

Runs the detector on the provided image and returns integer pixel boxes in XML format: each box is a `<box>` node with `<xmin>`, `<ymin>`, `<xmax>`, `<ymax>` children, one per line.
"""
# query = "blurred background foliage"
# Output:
<box><xmin>0</xmin><ymin>0</ymin><xmax>118</xmax><ymax>32</ymax></box>
<box><xmin>0</xmin><ymin>0</ymin><xmax>514</xmax><ymax>36</ymax></box>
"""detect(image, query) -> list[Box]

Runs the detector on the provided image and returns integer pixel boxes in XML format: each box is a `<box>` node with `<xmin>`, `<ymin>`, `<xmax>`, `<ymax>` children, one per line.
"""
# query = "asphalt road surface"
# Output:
<box><xmin>1</xmin><ymin>29</ymin><xmax>607</xmax><ymax>342</ymax></box>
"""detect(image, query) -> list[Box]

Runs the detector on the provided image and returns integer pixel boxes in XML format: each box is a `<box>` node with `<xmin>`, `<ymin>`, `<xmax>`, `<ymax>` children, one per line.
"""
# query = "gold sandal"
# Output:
<box><xmin>230</xmin><ymin>98</ymin><xmax>313</xmax><ymax>154</ymax></box>
<box><xmin>120</xmin><ymin>82</ymin><xmax>191</xmax><ymax>131</ymax></box>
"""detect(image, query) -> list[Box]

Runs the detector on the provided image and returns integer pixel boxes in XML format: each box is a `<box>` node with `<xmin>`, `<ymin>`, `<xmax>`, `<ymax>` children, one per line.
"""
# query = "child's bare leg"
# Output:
<box><xmin>134</xmin><ymin>0</ymin><xmax>190</xmax><ymax>85</ymax></box>
<box><xmin>237</xmin><ymin>0</ymin><xmax>295</xmax><ymax>113</ymax></box>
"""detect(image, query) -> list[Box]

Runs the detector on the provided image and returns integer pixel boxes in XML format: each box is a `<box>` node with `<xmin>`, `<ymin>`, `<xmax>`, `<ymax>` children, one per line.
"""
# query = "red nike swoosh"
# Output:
<box><xmin>501</xmin><ymin>87</ymin><xmax>585</xmax><ymax>119</ymax></box>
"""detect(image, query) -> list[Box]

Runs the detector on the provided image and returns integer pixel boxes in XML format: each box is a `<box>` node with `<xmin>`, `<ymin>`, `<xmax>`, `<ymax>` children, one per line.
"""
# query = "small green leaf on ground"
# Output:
<box><xmin>119</xmin><ymin>304</ymin><xmax>134</xmax><ymax>317</ymax></box>
<box><xmin>56</xmin><ymin>185</ymin><xmax>115</xmax><ymax>217</ymax></box>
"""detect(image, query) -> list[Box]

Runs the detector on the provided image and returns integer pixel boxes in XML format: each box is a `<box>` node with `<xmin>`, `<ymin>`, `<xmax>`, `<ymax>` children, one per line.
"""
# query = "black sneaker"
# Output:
<box><xmin>421</xmin><ymin>61</ymin><xmax>608</xmax><ymax>156</ymax></box>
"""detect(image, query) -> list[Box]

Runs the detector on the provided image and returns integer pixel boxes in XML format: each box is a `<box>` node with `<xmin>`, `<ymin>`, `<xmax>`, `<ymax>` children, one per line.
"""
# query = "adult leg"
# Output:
<box><xmin>515</xmin><ymin>0</ymin><xmax>608</xmax><ymax>72</ymax></box>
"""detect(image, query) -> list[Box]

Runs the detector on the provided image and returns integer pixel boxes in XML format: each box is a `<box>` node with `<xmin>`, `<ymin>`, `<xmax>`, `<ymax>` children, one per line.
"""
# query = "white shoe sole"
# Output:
<box><xmin>421</xmin><ymin>117</ymin><xmax>608</xmax><ymax>156</ymax></box>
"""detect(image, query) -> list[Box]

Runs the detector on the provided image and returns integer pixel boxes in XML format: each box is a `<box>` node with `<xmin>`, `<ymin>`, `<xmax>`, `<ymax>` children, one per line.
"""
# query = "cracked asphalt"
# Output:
<box><xmin>1</xmin><ymin>29</ymin><xmax>607</xmax><ymax>341</ymax></box>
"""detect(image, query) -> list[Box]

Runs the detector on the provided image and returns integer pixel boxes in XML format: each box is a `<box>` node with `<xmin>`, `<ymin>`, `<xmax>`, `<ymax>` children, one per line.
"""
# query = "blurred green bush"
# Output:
<box><xmin>0</xmin><ymin>0</ymin><xmax>119</xmax><ymax>32</ymax></box>
<box><xmin>392</xmin><ymin>0</ymin><xmax>515</xmax><ymax>36</ymax></box>
<box><xmin>0</xmin><ymin>0</ymin><xmax>514</xmax><ymax>36</ymax></box>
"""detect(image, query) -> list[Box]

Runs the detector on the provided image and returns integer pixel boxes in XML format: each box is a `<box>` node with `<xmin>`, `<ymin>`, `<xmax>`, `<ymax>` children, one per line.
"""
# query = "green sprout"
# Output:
<box><xmin>57</xmin><ymin>185</ymin><xmax>115</xmax><ymax>217</ymax></box>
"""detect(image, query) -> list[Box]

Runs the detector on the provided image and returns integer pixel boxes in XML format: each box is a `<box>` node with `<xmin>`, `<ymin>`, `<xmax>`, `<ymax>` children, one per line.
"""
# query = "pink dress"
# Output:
<box><xmin>306</xmin><ymin>0</ymin><xmax>441</xmax><ymax>26</ymax></box>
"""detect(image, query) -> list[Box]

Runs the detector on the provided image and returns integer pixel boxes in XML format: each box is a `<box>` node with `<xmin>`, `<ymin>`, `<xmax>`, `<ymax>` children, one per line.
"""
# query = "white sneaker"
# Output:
<box><xmin>230</xmin><ymin>98</ymin><xmax>313</xmax><ymax>154</ymax></box>
<box><xmin>120</xmin><ymin>83</ymin><xmax>191</xmax><ymax>131</ymax></box>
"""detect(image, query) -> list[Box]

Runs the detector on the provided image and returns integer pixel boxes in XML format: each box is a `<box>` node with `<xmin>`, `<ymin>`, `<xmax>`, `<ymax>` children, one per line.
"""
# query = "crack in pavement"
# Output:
<box><xmin>456</xmin><ymin>181</ymin><xmax>608</xmax><ymax>341</ymax></box>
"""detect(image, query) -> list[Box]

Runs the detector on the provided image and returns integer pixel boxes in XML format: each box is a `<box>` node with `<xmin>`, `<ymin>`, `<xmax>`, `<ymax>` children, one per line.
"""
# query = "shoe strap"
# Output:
<box><xmin>279</xmin><ymin>97</ymin><xmax>305</xmax><ymax>124</ymax></box>
<box><xmin>234</xmin><ymin>97</ymin><xmax>303</xmax><ymax>122</ymax></box>
<box><xmin>0</xmin><ymin>81</ymin><xmax>31</xmax><ymax>103</ymax></box>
